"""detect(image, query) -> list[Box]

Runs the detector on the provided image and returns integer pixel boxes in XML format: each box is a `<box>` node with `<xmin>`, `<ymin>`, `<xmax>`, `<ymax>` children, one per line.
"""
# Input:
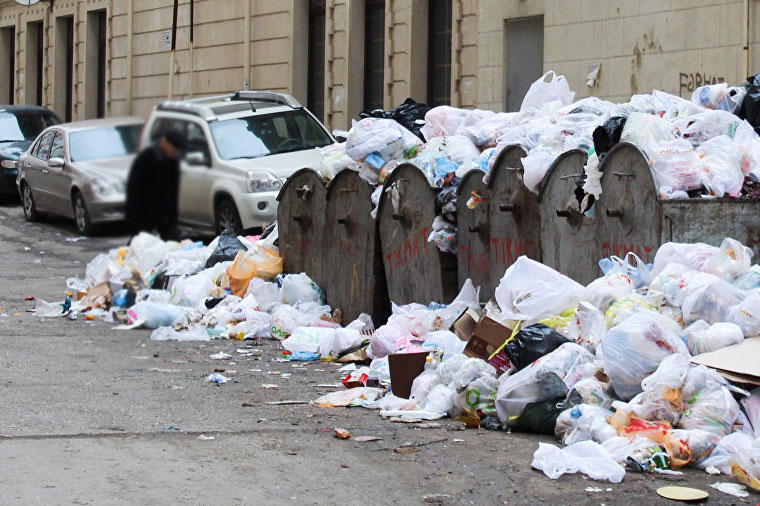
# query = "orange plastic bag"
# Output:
<box><xmin>226</xmin><ymin>248</ymin><xmax>283</xmax><ymax>297</ymax></box>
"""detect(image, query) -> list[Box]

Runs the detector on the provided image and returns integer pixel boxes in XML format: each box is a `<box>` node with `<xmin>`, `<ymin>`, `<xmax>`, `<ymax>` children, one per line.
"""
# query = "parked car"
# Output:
<box><xmin>16</xmin><ymin>116</ymin><xmax>145</xmax><ymax>234</ymax></box>
<box><xmin>141</xmin><ymin>90</ymin><xmax>334</xmax><ymax>235</ymax></box>
<box><xmin>0</xmin><ymin>105</ymin><xmax>61</xmax><ymax>201</ymax></box>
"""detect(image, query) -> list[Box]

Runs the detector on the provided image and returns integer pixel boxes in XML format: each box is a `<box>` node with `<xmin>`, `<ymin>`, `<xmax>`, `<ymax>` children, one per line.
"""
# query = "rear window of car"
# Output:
<box><xmin>69</xmin><ymin>125</ymin><xmax>142</xmax><ymax>162</ymax></box>
<box><xmin>0</xmin><ymin>111</ymin><xmax>59</xmax><ymax>142</ymax></box>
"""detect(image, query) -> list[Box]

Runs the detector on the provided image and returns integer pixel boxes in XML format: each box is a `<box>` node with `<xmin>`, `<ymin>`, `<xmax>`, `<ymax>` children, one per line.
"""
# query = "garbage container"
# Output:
<box><xmin>378</xmin><ymin>163</ymin><xmax>458</xmax><ymax>305</ymax></box>
<box><xmin>323</xmin><ymin>169</ymin><xmax>390</xmax><ymax>324</ymax></box>
<box><xmin>596</xmin><ymin>141</ymin><xmax>760</xmax><ymax>263</ymax></box>
<box><xmin>538</xmin><ymin>149</ymin><xmax>598</xmax><ymax>284</ymax></box>
<box><xmin>276</xmin><ymin>168</ymin><xmax>327</xmax><ymax>289</ymax></box>
<box><xmin>488</xmin><ymin>145</ymin><xmax>541</xmax><ymax>279</ymax></box>
<box><xmin>456</xmin><ymin>168</ymin><xmax>490</xmax><ymax>301</ymax></box>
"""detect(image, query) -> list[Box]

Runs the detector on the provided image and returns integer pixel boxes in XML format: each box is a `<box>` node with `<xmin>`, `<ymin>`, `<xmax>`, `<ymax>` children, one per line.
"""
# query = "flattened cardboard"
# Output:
<box><xmin>690</xmin><ymin>337</ymin><xmax>760</xmax><ymax>383</ymax></box>
<box><xmin>85</xmin><ymin>282</ymin><xmax>112</xmax><ymax>309</ymax></box>
<box><xmin>450</xmin><ymin>308</ymin><xmax>479</xmax><ymax>341</ymax></box>
<box><xmin>388</xmin><ymin>352</ymin><xmax>428</xmax><ymax>399</ymax></box>
<box><xmin>464</xmin><ymin>316</ymin><xmax>513</xmax><ymax>374</ymax></box>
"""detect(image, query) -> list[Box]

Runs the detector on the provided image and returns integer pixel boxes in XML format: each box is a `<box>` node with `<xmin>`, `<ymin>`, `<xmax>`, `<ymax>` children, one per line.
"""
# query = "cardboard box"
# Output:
<box><xmin>388</xmin><ymin>352</ymin><xmax>429</xmax><ymax>399</ymax></box>
<box><xmin>450</xmin><ymin>308</ymin><xmax>480</xmax><ymax>341</ymax></box>
<box><xmin>464</xmin><ymin>316</ymin><xmax>514</xmax><ymax>375</ymax></box>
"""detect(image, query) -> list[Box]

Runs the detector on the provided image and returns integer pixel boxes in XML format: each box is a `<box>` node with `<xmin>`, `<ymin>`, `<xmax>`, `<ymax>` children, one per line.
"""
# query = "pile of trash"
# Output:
<box><xmin>317</xmin><ymin>71</ymin><xmax>760</xmax><ymax>254</ymax></box>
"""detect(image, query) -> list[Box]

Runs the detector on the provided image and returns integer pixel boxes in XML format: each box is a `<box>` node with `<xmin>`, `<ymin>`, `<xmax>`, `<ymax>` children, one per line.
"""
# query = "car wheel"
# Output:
<box><xmin>22</xmin><ymin>183</ymin><xmax>40</xmax><ymax>222</ymax></box>
<box><xmin>215</xmin><ymin>199</ymin><xmax>243</xmax><ymax>236</ymax></box>
<box><xmin>72</xmin><ymin>191</ymin><xmax>94</xmax><ymax>235</ymax></box>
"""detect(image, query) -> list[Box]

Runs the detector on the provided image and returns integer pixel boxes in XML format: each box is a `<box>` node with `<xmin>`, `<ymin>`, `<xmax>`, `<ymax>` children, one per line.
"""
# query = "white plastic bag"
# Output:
<box><xmin>555</xmin><ymin>404</ymin><xmax>614</xmax><ymax>446</ymax></box>
<box><xmin>345</xmin><ymin>117</ymin><xmax>422</xmax><ymax>164</ymax></box>
<box><xmin>728</xmin><ymin>289</ymin><xmax>760</xmax><ymax>337</ymax></box>
<box><xmin>127</xmin><ymin>301</ymin><xmax>186</xmax><ymax>329</ymax></box>
<box><xmin>581</xmin><ymin>273</ymin><xmax>634</xmax><ymax>312</ymax></box>
<box><xmin>367</xmin><ymin>324</ymin><xmax>413</xmax><ymax>359</ymax></box>
<box><xmin>521</xmin><ymin>148</ymin><xmax>560</xmax><ymax>194</ymax></box>
<box><xmin>531</xmin><ymin>440</ymin><xmax>625</xmax><ymax>483</ymax></box>
<box><xmin>423</xmin><ymin>383</ymin><xmax>457</xmax><ymax>414</ymax></box>
<box><xmin>681</xmin><ymin>320</ymin><xmax>743</xmax><ymax>355</ymax></box>
<box><xmin>681</xmin><ymin>276</ymin><xmax>744</xmax><ymax>324</ymax></box>
<box><xmin>420</xmin><ymin>106</ymin><xmax>470</xmax><ymax>141</ymax></box>
<box><xmin>443</xmin><ymin>134</ymin><xmax>481</xmax><ymax>164</ymax></box>
<box><xmin>697</xmin><ymin>135</ymin><xmax>744</xmax><ymax>198</ymax></box>
<box><xmin>520</xmin><ymin>71</ymin><xmax>575</xmax><ymax>112</ymax></box>
<box><xmin>150</xmin><ymin>325</ymin><xmax>210</xmax><ymax>341</ymax></box>
<box><xmin>125</xmin><ymin>232</ymin><xmax>172</xmax><ymax>278</ymax></box>
<box><xmin>280</xmin><ymin>273</ymin><xmax>325</xmax><ymax>305</ymax></box>
<box><xmin>282</xmin><ymin>327</ymin><xmax>334</xmax><ymax>354</ymax></box>
<box><xmin>85</xmin><ymin>253</ymin><xmax>122</xmax><ymax>286</ymax></box>
<box><xmin>620</xmin><ymin>112</ymin><xmax>677</xmax><ymax>148</ymax></box>
<box><xmin>648</xmin><ymin>139</ymin><xmax>703</xmax><ymax>192</ymax></box>
<box><xmin>495</xmin><ymin>256</ymin><xmax>585</xmax><ymax>321</ymax></box>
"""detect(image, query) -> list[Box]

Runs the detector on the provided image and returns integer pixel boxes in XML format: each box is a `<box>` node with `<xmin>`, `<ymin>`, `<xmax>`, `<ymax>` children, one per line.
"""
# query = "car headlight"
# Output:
<box><xmin>246</xmin><ymin>169</ymin><xmax>283</xmax><ymax>193</ymax></box>
<box><xmin>1</xmin><ymin>159</ymin><xmax>17</xmax><ymax>169</ymax></box>
<box><xmin>91</xmin><ymin>178</ymin><xmax>115</xmax><ymax>197</ymax></box>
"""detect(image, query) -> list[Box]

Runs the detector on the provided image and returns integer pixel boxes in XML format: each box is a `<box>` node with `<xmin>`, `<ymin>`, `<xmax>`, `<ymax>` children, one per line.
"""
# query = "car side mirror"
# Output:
<box><xmin>185</xmin><ymin>151</ymin><xmax>208</xmax><ymax>166</ymax></box>
<box><xmin>48</xmin><ymin>157</ymin><xmax>64</xmax><ymax>169</ymax></box>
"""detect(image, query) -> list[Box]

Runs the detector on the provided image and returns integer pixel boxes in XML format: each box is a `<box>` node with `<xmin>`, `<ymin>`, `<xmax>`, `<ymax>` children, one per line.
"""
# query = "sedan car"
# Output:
<box><xmin>16</xmin><ymin>117</ymin><xmax>144</xmax><ymax>234</ymax></box>
<box><xmin>0</xmin><ymin>105</ymin><xmax>61</xmax><ymax>201</ymax></box>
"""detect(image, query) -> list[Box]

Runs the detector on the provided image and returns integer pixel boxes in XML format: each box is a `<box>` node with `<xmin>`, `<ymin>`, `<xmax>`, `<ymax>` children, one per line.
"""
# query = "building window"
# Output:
<box><xmin>85</xmin><ymin>10</ymin><xmax>106</xmax><ymax>119</ymax></box>
<box><xmin>0</xmin><ymin>26</ymin><xmax>14</xmax><ymax>104</ymax></box>
<box><xmin>427</xmin><ymin>0</ymin><xmax>451</xmax><ymax>107</ymax></box>
<box><xmin>307</xmin><ymin>0</ymin><xmax>326</xmax><ymax>122</ymax></box>
<box><xmin>506</xmin><ymin>17</ymin><xmax>543</xmax><ymax>112</ymax></box>
<box><xmin>54</xmin><ymin>16</ymin><xmax>74</xmax><ymax>121</ymax></box>
<box><xmin>364</xmin><ymin>0</ymin><xmax>385</xmax><ymax>111</ymax></box>
<box><xmin>25</xmin><ymin>21</ymin><xmax>43</xmax><ymax>106</ymax></box>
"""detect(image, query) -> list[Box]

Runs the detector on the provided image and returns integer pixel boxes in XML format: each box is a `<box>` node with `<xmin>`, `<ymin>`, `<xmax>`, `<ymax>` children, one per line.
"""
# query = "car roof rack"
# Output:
<box><xmin>155</xmin><ymin>91</ymin><xmax>302</xmax><ymax>121</ymax></box>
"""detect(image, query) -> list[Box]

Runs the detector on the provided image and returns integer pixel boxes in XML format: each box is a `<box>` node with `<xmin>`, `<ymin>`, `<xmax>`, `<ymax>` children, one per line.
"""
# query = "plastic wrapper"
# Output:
<box><xmin>531</xmin><ymin>440</ymin><xmax>625</xmax><ymax>483</ymax></box>
<box><xmin>520</xmin><ymin>71</ymin><xmax>575</xmax><ymax>112</ymax></box>
<box><xmin>504</xmin><ymin>323</ymin><xmax>570</xmax><ymax>371</ymax></box>
<box><xmin>495</xmin><ymin>342</ymin><xmax>594</xmax><ymax>423</ymax></box>
<box><xmin>697</xmin><ymin>135</ymin><xmax>744</xmax><ymax>197</ymax></box>
<box><xmin>420</xmin><ymin>105</ymin><xmax>470</xmax><ymax>141</ymax></box>
<box><xmin>35</xmin><ymin>299</ymin><xmax>63</xmax><ymax>318</ymax></box>
<box><xmin>127</xmin><ymin>301</ymin><xmax>186</xmax><ymax>329</ymax></box>
<box><xmin>600</xmin><ymin>312</ymin><xmax>689</xmax><ymax>401</ymax></box>
<box><xmin>648</xmin><ymin>139</ymin><xmax>703</xmax><ymax>192</ymax></box>
<box><xmin>681</xmin><ymin>320</ymin><xmax>743</xmax><ymax>355</ymax></box>
<box><xmin>280</xmin><ymin>273</ymin><xmax>325</xmax><ymax>305</ymax></box>
<box><xmin>494</xmin><ymin>256</ymin><xmax>585</xmax><ymax>322</ymax></box>
<box><xmin>555</xmin><ymin>404</ymin><xmax>614</xmax><ymax>446</ymax></box>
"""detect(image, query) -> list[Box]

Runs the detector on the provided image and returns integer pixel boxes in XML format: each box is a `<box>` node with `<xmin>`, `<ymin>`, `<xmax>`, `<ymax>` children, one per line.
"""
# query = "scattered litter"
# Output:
<box><xmin>656</xmin><ymin>486</ymin><xmax>709</xmax><ymax>502</ymax></box>
<box><xmin>206</xmin><ymin>373</ymin><xmax>229</xmax><ymax>384</ymax></box>
<box><xmin>705</xmin><ymin>466</ymin><xmax>721</xmax><ymax>475</ymax></box>
<box><xmin>160</xmin><ymin>425</ymin><xmax>180</xmax><ymax>431</ymax></box>
<box><xmin>352</xmin><ymin>436</ymin><xmax>382</xmax><ymax>442</ymax></box>
<box><xmin>65</xmin><ymin>236</ymin><xmax>88</xmax><ymax>243</ymax></box>
<box><xmin>585</xmin><ymin>487</ymin><xmax>603</xmax><ymax>493</ymax></box>
<box><xmin>259</xmin><ymin>384</ymin><xmax>279</xmax><ymax>389</ymax></box>
<box><xmin>334</xmin><ymin>428</ymin><xmax>352</xmax><ymax>439</ymax></box>
<box><xmin>264</xmin><ymin>400</ymin><xmax>309</xmax><ymax>406</ymax></box>
<box><xmin>197</xmin><ymin>434</ymin><xmax>215</xmax><ymax>440</ymax></box>
<box><xmin>210</xmin><ymin>351</ymin><xmax>232</xmax><ymax>360</ymax></box>
<box><xmin>709</xmin><ymin>482</ymin><xmax>748</xmax><ymax>498</ymax></box>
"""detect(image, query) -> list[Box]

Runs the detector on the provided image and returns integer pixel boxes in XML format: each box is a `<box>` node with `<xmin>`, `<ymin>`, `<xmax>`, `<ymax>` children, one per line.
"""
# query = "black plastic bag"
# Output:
<box><xmin>592</xmin><ymin>116</ymin><xmax>627</xmax><ymax>158</ymax></box>
<box><xmin>510</xmin><ymin>397</ymin><xmax>567</xmax><ymax>434</ymax></box>
<box><xmin>740</xmin><ymin>74</ymin><xmax>760</xmax><ymax>133</ymax></box>
<box><xmin>435</xmin><ymin>186</ymin><xmax>458</xmax><ymax>223</ymax></box>
<box><xmin>204</xmin><ymin>229</ymin><xmax>246</xmax><ymax>268</ymax></box>
<box><xmin>505</xmin><ymin>324</ymin><xmax>570</xmax><ymax>371</ymax></box>
<box><xmin>360</xmin><ymin>98</ymin><xmax>430</xmax><ymax>141</ymax></box>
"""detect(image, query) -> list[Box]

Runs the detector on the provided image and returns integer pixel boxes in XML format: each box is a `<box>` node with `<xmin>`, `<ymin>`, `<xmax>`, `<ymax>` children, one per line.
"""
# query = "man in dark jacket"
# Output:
<box><xmin>125</xmin><ymin>129</ymin><xmax>186</xmax><ymax>241</ymax></box>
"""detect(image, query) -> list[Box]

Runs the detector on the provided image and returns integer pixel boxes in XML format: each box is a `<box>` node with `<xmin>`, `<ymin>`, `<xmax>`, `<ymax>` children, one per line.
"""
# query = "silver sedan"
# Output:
<box><xmin>15</xmin><ymin>117</ymin><xmax>144</xmax><ymax>235</ymax></box>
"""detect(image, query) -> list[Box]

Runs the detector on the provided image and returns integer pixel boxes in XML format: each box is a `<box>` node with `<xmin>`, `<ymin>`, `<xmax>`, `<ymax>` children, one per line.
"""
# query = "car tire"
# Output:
<box><xmin>21</xmin><ymin>182</ymin><xmax>40</xmax><ymax>222</ymax></box>
<box><xmin>72</xmin><ymin>191</ymin><xmax>95</xmax><ymax>236</ymax></box>
<box><xmin>215</xmin><ymin>199</ymin><xmax>243</xmax><ymax>236</ymax></box>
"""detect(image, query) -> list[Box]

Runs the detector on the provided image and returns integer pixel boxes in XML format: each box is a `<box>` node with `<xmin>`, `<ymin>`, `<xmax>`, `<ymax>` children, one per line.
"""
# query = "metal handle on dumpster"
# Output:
<box><xmin>295</xmin><ymin>185</ymin><xmax>312</xmax><ymax>198</ymax></box>
<box><xmin>560</xmin><ymin>174</ymin><xmax>581</xmax><ymax>180</ymax></box>
<box><xmin>606</xmin><ymin>208</ymin><xmax>624</xmax><ymax>218</ymax></box>
<box><xmin>337</xmin><ymin>217</ymin><xmax>349</xmax><ymax>224</ymax></box>
<box><xmin>556</xmin><ymin>209</ymin><xmax>571</xmax><ymax>217</ymax></box>
<box><xmin>499</xmin><ymin>204</ymin><xmax>515</xmax><ymax>212</ymax></box>
<box><xmin>469</xmin><ymin>225</ymin><xmax>480</xmax><ymax>232</ymax></box>
<box><xmin>392</xmin><ymin>213</ymin><xmax>404</xmax><ymax>220</ymax></box>
<box><xmin>293</xmin><ymin>215</ymin><xmax>302</xmax><ymax>222</ymax></box>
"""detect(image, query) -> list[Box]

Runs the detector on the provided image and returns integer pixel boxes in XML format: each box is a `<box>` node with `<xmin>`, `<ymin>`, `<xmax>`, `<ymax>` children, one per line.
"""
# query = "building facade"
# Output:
<box><xmin>0</xmin><ymin>0</ymin><xmax>757</xmax><ymax>129</ymax></box>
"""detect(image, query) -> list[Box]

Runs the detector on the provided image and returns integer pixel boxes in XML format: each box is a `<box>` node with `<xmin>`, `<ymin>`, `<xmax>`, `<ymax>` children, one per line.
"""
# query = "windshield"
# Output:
<box><xmin>70</xmin><ymin>124</ymin><xmax>142</xmax><ymax>162</ymax></box>
<box><xmin>0</xmin><ymin>111</ymin><xmax>59</xmax><ymax>142</ymax></box>
<box><xmin>209</xmin><ymin>109</ymin><xmax>332</xmax><ymax>160</ymax></box>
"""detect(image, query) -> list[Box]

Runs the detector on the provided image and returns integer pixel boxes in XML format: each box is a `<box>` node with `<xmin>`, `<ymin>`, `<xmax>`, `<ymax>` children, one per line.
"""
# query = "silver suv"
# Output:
<box><xmin>141</xmin><ymin>91</ymin><xmax>333</xmax><ymax>234</ymax></box>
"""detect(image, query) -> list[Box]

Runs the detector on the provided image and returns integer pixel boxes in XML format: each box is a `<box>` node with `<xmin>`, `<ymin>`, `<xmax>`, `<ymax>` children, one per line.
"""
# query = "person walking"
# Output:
<box><xmin>125</xmin><ymin>129</ymin><xmax>186</xmax><ymax>241</ymax></box>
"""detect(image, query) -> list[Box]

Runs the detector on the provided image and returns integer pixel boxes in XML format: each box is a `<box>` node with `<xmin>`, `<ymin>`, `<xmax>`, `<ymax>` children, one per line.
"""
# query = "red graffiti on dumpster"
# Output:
<box><xmin>459</xmin><ymin>243</ymin><xmax>490</xmax><ymax>278</ymax></box>
<box><xmin>384</xmin><ymin>227</ymin><xmax>430</xmax><ymax>274</ymax></box>
<box><xmin>491</xmin><ymin>237</ymin><xmax>538</xmax><ymax>266</ymax></box>
<box><xmin>602</xmin><ymin>242</ymin><xmax>654</xmax><ymax>263</ymax></box>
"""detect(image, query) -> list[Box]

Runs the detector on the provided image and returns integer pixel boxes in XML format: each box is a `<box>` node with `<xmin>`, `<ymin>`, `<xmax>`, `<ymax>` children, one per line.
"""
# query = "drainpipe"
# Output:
<box><xmin>126</xmin><ymin>0</ymin><xmax>133</xmax><ymax>111</ymax></box>
<box><xmin>243</xmin><ymin>0</ymin><xmax>251</xmax><ymax>90</ymax></box>
<box><xmin>168</xmin><ymin>0</ymin><xmax>178</xmax><ymax>99</ymax></box>
<box><xmin>188</xmin><ymin>0</ymin><xmax>194</xmax><ymax>97</ymax></box>
<box><xmin>744</xmin><ymin>0</ymin><xmax>750</xmax><ymax>79</ymax></box>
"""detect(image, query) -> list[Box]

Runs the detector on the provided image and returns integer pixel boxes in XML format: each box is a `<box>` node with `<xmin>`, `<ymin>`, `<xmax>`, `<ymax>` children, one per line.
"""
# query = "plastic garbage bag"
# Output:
<box><xmin>692</xmin><ymin>83</ymin><xmax>746</xmax><ymax>114</ymax></box>
<box><xmin>205</xmin><ymin>230</ymin><xmax>246</xmax><ymax>268</ymax></box>
<box><xmin>669</xmin><ymin>428</ymin><xmax>721</xmax><ymax>466</ymax></box>
<box><xmin>437</xmin><ymin>354</ymin><xmax>468</xmax><ymax>385</ymax></box>
<box><xmin>679</xmin><ymin>365</ymin><xmax>743</xmax><ymax>436</ymax></box>
<box><xmin>601</xmin><ymin>312</ymin><xmax>689</xmax><ymax>401</ymax></box>
<box><xmin>420</xmin><ymin>106</ymin><xmax>471</xmax><ymax>141</ymax></box>
<box><xmin>648</xmin><ymin>139</ymin><xmax>703</xmax><ymax>192</ymax></box>
<box><xmin>423</xmin><ymin>383</ymin><xmax>457</xmax><ymax>414</ymax></box>
<box><xmin>683</xmin><ymin>110</ymin><xmax>743</xmax><ymax>144</ymax></box>
<box><xmin>598</xmin><ymin>252</ymin><xmax>654</xmax><ymax>290</ymax></box>
<box><xmin>313</xmin><ymin>387</ymin><xmax>383</xmax><ymax>408</ymax></box>
<box><xmin>627</xmin><ymin>353</ymin><xmax>690</xmax><ymax>425</ymax></box>
<box><xmin>722</xmin><ymin>434</ymin><xmax>760</xmax><ymax>490</ymax></box>
<box><xmin>681</xmin><ymin>276</ymin><xmax>744</xmax><ymax>324</ymax></box>
<box><xmin>708</xmin><ymin>237</ymin><xmax>754</xmax><ymax>281</ymax></box>
<box><xmin>171</xmin><ymin>269</ymin><xmax>215</xmax><ymax>309</ymax></box>
<box><xmin>652</xmin><ymin>241</ymin><xmax>719</xmax><ymax>277</ymax></box>
<box><xmin>495</xmin><ymin>256</ymin><xmax>585</xmax><ymax>321</ymax></box>
<box><xmin>567</xmin><ymin>375</ymin><xmax>616</xmax><ymax>409</ymax></box>
<box><xmin>320</xmin><ymin>327</ymin><xmax>364</xmax><ymax>359</ymax></box>
<box><xmin>443</xmin><ymin>134</ymin><xmax>481</xmax><ymax>164</ymax></box>
<box><xmin>419</xmin><ymin>330</ymin><xmax>466</xmax><ymax>358</ymax></box>
<box><xmin>505</xmin><ymin>323</ymin><xmax>570</xmax><ymax>371</ymax></box>
<box><xmin>521</xmin><ymin>147</ymin><xmax>560</xmax><ymax>194</ymax></box>
<box><xmin>226</xmin><ymin>247</ymin><xmax>283</xmax><ymax>297</ymax></box>
<box><xmin>453</xmin><ymin>375</ymin><xmax>499</xmax><ymax>416</ymax></box>
<box><xmin>652</xmin><ymin>89</ymin><xmax>706</xmax><ymax>121</ymax></box>
<box><xmin>410</xmin><ymin>369</ymin><xmax>442</xmax><ymax>408</ymax></box>
<box><xmin>269</xmin><ymin>302</ymin><xmax>333</xmax><ymax>340</ymax></box>
<box><xmin>282</xmin><ymin>327</ymin><xmax>335</xmax><ymax>354</ymax></box>
<box><xmin>520</xmin><ymin>71</ymin><xmax>575</xmax><ymax>112</ymax></box>
<box><xmin>85</xmin><ymin>253</ymin><xmax>122</xmax><ymax>286</ymax></box>
<box><xmin>246</xmin><ymin>278</ymin><xmax>281</xmax><ymax>312</ymax></box>
<box><xmin>582</xmin><ymin>274</ymin><xmax>634</xmax><ymax>312</ymax></box>
<box><xmin>681</xmin><ymin>320</ymin><xmax>743</xmax><ymax>355</ymax></box>
<box><xmin>125</xmin><ymin>232</ymin><xmax>173</xmax><ymax>278</ymax></box>
<box><xmin>620</xmin><ymin>112</ymin><xmax>677</xmax><ymax>148</ymax></box>
<box><xmin>127</xmin><ymin>301</ymin><xmax>186</xmax><ymax>329</ymax></box>
<box><xmin>345</xmin><ymin>117</ymin><xmax>422</xmax><ymax>163</ymax></box>
<box><xmin>35</xmin><ymin>299</ymin><xmax>63</xmax><ymax>318</ymax></box>
<box><xmin>510</xmin><ymin>397</ymin><xmax>567</xmax><ymax>434</ymax></box>
<box><xmin>593</xmin><ymin>116</ymin><xmax>627</xmax><ymax>158</ymax></box>
<box><xmin>280</xmin><ymin>273</ymin><xmax>325</xmax><ymax>305</ymax></box>
<box><xmin>458</xmin><ymin>110</ymin><xmax>523</xmax><ymax>148</ymax></box>
<box><xmin>495</xmin><ymin>343</ymin><xmax>594</xmax><ymax>423</ymax></box>
<box><xmin>732</xmin><ymin>265</ymin><xmax>760</xmax><ymax>290</ymax></box>
<box><xmin>359</xmin><ymin>97</ymin><xmax>430</xmax><ymax>141</ymax></box>
<box><xmin>574</xmin><ymin>301</ymin><xmax>607</xmax><ymax>352</ymax></box>
<box><xmin>367</xmin><ymin>324</ymin><xmax>414</xmax><ymax>359</ymax></box>
<box><xmin>555</xmin><ymin>404</ymin><xmax>614</xmax><ymax>446</ymax></box>
<box><xmin>697</xmin><ymin>135</ymin><xmax>744</xmax><ymax>197</ymax></box>
<box><xmin>741</xmin><ymin>386</ymin><xmax>760</xmax><ymax>439</ymax></box>
<box><xmin>452</xmin><ymin>357</ymin><xmax>496</xmax><ymax>390</ymax></box>
<box><xmin>531</xmin><ymin>440</ymin><xmax>625</xmax><ymax>483</ymax></box>
<box><xmin>150</xmin><ymin>325</ymin><xmax>210</xmax><ymax>342</ymax></box>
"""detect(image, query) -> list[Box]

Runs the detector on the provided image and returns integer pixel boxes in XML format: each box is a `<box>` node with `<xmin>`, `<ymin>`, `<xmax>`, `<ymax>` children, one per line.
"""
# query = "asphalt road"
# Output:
<box><xmin>0</xmin><ymin>200</ymin><xmax>754</xmax><ymax>505</ymax></box>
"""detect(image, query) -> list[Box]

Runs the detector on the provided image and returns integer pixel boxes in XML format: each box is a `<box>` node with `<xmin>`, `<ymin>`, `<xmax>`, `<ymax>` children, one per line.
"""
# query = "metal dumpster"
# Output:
<box><xmin>538</xmin><ymin>149</ymin><xmax>598</xmax><ymax>284</ymax></box>
<box><xmin>323</xmin><ymin>169</ymin><xmax>390</xmax><ymax>324</ymax></box>
<box><xmin>378</xmin><ymin>163</ymin><xmax>458</xmax><ymax>305</ymax></box>
<box><xmin>596</xmin><ymin>141</ymin><xmax>760</xmax><ymax>262</ymax></box>
<box><xmin>488</xmin><ymin>145</ymin><xmax>541</xmax><ymax>281</ymax></box>
<box><xmin>456</xmin><ymin>168</ymin><xmax>491</xmax><ymax>301</ymax></box>
<box><xmin>276</xmin><ymin>168</ymin><xmax>327</xmax><ymax>288</ymax></box>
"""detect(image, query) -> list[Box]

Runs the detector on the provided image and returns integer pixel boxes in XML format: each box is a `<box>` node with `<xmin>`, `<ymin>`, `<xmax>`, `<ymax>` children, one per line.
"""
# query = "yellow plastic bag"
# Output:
<box><xmin>226</xmin><ymin>247</ymin><xmax>283</xmax><ymax>297</ymax></box>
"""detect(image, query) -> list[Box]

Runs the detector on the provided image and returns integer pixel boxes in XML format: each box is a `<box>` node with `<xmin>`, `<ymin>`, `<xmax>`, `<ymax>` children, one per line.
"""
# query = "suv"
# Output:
<box><xmin>141</xmin><ymin>91</ymin><xmax>334</xmax><ymax>235</ymax></box>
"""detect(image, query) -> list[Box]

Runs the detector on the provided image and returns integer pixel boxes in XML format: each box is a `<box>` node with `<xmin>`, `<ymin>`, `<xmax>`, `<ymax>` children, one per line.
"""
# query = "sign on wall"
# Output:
<box><xmin>161</xmin><ymin>30</ymin><xmax>172</xmax><ymax>51</ymax></box>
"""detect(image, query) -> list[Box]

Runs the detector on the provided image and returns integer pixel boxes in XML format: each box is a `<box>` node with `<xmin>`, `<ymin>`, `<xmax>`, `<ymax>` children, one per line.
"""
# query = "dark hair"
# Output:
<box><xmin>164</xmin><ymin>128</ymin><xmax>187</xmax><ymax>150</ymax></box>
